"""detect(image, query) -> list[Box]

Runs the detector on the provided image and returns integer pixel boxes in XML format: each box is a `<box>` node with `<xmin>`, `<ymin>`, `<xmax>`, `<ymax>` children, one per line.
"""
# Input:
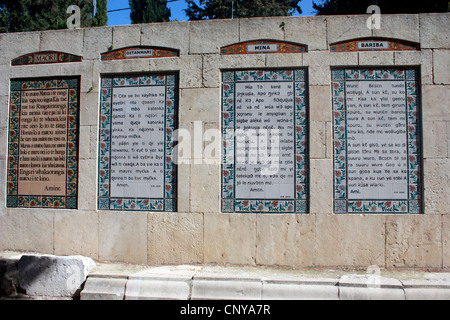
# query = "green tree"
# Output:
<box><xmin>0</xmin><ymin>0</ymin><xmax>103</xmax><ymax>33</ymax></box>
<box><xmin>129</xmin><ymin>0</ymin><xmax>171</xmax><ymax>24</ymax></box>
<box><xmin>313</xmin><ymin>0</ymin><xmax>449</xmax><ymax>15</ymax></box>
<box><xmin>185</xmin><ymin>0</ymin><xmax>302</xmax><ymax>20</ymax></box>
<box><xmin>92</xmin><ymin>0</ymin><xmax>108</xmax><ymax>27</ymax></box>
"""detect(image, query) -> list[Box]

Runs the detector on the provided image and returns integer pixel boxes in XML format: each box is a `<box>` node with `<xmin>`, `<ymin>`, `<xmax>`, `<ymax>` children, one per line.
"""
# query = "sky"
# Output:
<box><xmin>107</xmin><ymin>0</ymin><xmax>317</xmax><ymax>26</ymax></box>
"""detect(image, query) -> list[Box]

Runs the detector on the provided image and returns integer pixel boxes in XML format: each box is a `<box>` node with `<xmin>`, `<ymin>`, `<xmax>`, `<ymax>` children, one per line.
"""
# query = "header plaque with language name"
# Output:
<box><xmin>11</xmin><ymin>51</ymin><xmax>82</xmax><ymax>66</ymax></box>
<box><xmin>98</xmin><ymin>73</ymin><xmax>178</xmax><ymax>211</ymax></box>
<box><xmin>332</xmin><ymin>68</ymin><xmax>422</xmax><ymax>214</ymax></box>
<box><xmin>7</xmin><ymin>77</ymin><xmax>79</xmax><ymax>209</ymax></box>
<box><xmin>330</xmin><ymin>38</ymin><xmax>419</xmax><ymax>52</ymax></box>
<box><xmin>222</xmin><ymin>69</ymin><xmax>309</xmax><ymax>213</ymax></box>
<box><xmin>221</xmin><ymin>40</ymin><xmax>307</xmax><ymax>55</ymax></box>
<box><xmin>101</xmin><ymin>46</ymin><xmax>179</xmax><ymax>61</ymax></box>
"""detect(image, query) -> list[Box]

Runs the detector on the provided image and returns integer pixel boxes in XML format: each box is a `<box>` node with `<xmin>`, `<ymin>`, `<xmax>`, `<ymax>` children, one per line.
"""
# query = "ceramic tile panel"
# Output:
<box><xmin>222</xmin><ymin>69</ymin><xmax>309</xmax><ymax>214</ymax></box>
<box><xmin>332</xmin><ymin>68</ymin><xmax>423</xmax><ymax>214</ymax></box>
<box><xmin>6</xmin><ymin>77</ymin><xmax>80</xmax><ymax>209</ymax></box>
<box><xmin>98</xmin><ymin>73</ymin><xmax>178</xmax><ymax>211</ymax></box>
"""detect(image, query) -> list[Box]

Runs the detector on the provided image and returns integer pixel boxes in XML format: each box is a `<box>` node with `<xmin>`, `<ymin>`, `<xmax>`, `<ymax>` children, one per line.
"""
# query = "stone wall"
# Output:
<box><xmin>0</xmin><ymin>13</ymin><xmax>449</xmax><ymax>269</ymax></box>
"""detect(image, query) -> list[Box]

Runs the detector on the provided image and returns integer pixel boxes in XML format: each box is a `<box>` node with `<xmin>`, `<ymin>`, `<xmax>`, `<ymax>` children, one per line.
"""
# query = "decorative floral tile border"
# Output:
<box><xmin>98</xmin><ymin>74</ymin><xmax>177</xmax><ymax>211</ymax></box>
<box><xmin>332</xmin><ymin>68</ymin><xmax>422</xmax><ymax>214</ymax></box>
<box><xmin>7</xmin><ymin>77</ymin><xmax>79</xmax><ymax>209</ymax></box>
<box><xmin>222</xmin><ymin>69</ymin><xmax>309</xmax><ymax>214</ymax></box>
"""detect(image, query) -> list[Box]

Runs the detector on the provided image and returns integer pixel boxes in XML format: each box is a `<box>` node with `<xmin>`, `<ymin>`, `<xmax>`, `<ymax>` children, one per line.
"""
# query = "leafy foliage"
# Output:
<box><xmin>312</xmin><ymin>0</ymin><xmax>449</xmax><ymax>15</ymax></box>
<box><xmin>0</xmin><ymin>0</ymin><xmax>107</xmax><ymax>33</ymax></box>
<box><xmin>129</xmin><ymin>0</ymin><xmax>171</xmax><ymax>23</ymax></box>
<box><xmin>185</xmin><ymin>0</ymin><xmax>302</xmax><ymax>20</ymax></box>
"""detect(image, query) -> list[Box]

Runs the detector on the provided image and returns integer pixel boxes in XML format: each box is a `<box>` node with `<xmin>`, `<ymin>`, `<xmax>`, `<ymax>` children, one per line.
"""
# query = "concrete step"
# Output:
<box><xmin>2</xmin><ymin>252</ymin><xmax>450</xmax><ymax>300</ymax></box>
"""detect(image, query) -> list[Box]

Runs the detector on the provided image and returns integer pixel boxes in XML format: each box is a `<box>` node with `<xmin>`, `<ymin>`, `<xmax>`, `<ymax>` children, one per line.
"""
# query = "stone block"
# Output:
<box><xmin>403</xmin><ymin>273</ymin><xmax>450</xmax><ymax>300</ymax></box>
<box><xmin>309</xmin><ymin>86</ymin><xmax>331</xmax><ymax>122</ymax></box>
<box><xmin>420</xmin><ymin>13</ymin><xmax>450</xmax><ymax>49</ymax></box>
<box><xmin>81</xmin><ymin>275</ymin><xmax>127</xmax><ymax>300</ymax></box>
<box><xmin>0</xmin><ymin>210</ymin><xmax>54</xmax><ymax>253</ymax></box>
<box><xmin>256</xmin><ymin>214</ymin><xmax>315</xmax><ymax>268</ymax></box>
<box><xmin>189</xmin><ymin>19</ymin><xmax>239</xmax><ymax>54</ymax></box>
<box><xmin>433</xmin><ymin>50</ymin><xmax>450</xmax><ymax>85</ymax></box>
<box><xmin>303</xmin><ymin>51</ymin><xmax>358</xmax><ymax>85</ymax></box>
<box><xmin>112</xmin><ymin>25</ymin><xmax>141</xmax><ymax>49</ymax></box>
<box><xmin>18</xmin><ymin>254</ymin><xmax>95</xmax><ymax>297</ymax></box>
<box><xmin>0</xmin><ymin>31</ymin><xmax>40</xmax><ymax>65</ymax></box>
<box><xmin>202</xmin><ymin>54</ymin><xmax>265</xmax><ymax>88</ymax></box>
<box><xmin>83</xmin><ymin>27</ymin><xmax>113</xmax><ymax>60</ymax></box>
<box><xmin>239</xmin><ymin>17</ymin><xmax>285</xmax><ymax>42</ymax></box>
<box><xmin>358</xmin><ymin>51</ymin><xmax>394</xmax><ymax>66</ymax></box>
<box><xmin>54</xmin><ymin>210</ymin><xmax>98</xmax><ymax>259</ymax></box>
<box><xmin>99</xmin><ymin>211</ymin><xmax>148</xmax><ymax>264</ymax></box>
<box><xmin>326</xmin><ymin>15</ymin><xmax>371</xmax><ymax>44</ymax></box>
<box><xmin>0</xmin><ymin>64</ymin><xmax>10</xmax><ymax>97</ymax></box>
<box><xmin>284</xmin><ymin>16</ymin><xmax>327</xmax><ymax>51</ymax></box>
<box><xmin>422</xmin><ymin>85</ymin><xmax>450</xmax><ymax>121</ymax></box>
<box><xmin>386</xmin><ymin>215</ymin><xmax>442</xmax><ymax>268</ymax></box>
<box><xmin>0</xmin><ymin>126</ymin><xmax>7</xmax><ymax>160</ymax></box>
<box><xmin>40</xmin><ymin>29</ymin><xmax>84</xmax><ymax>56</ymax></box>
<box><xmin>180</xmin><ymin>88</ymin><xmax>220</xmax><ymax>124</ymax></box>
<box><xmin>179</xmin><ymin>55</ymin><xmax>203</xmax><ymax>89</ymax></box>
<box><xmin>373</xmin><ymin>14</ymin><xmax>420</xmax><ymax>43</ymax></box>
<box><xmin>60</xmin><ymin>60</ymin><xmax>95</xmax><ymax>93</ymax></box>
<box><xmin>394</xmin><ymin>50</ymin><xmax>433</xmax><ymax>85</ymax></box>
<box><xmin>204</xmin><ymin>213</ymin><xmax>257</xmax><ymax>265</ymax></box>
<box><xmin>423</xmin><ymin>159</ymin><xmax>450</xmax><ymax>214</ymax></box>
<box><xmin>264</xmin><ymin>53</ymin><xmax>303</xmax><ymax>68</ymax></box>
<box><xmin>9</xmin><ymin>64</ymin><xmax>62</xmax><ymax>79</ymax></box>
<box><xmin>444</xmin><ymin>216</ymin><xmax>450</xmax><ymax>269</ymax></box>
<box><xmin>78</xmin><ymin>159</ymin><xmax>97</xmax><ymax>211</ymax></box>
<box><xmin>177</xmin><ymin>163</ymin><xmax>191</xmax><ymax>212</ymax></box>
<box><xmin>147</xmin><ymin>212</ymin><xmax>203</xmax><ymax>265</ymax></box>
<box><xmin>309</xmin><ymin>159</ymin><xmax>333</xmax><ymax>213</ymax></box>
<box><xmin>314</xmin><ymin>215</ymin><xmax>386</xmax><ymax>267</ymax></box>
<box><xmin>79</xmin><ymin>91</ymin><xmax>100</xmax><ymax>126</ymax></box>
<box><xmin>262</xmin><ymin>278</ymin><xmax>339</xmax><ymax>300</ymax></box>
<box><xmin>423</xmin><ymin>121</ymin><xmax>448</xmax><ymax>159</ymax></box>
<box><xmin>190</xmin><ymin>163</ymin><xmax>220</xmax><ymax>213</ymax></box>
<box><xmin>310</xmin><ymin>121</ymin><xmax>326</xmax><ymax>159</ymax></box>
<box><xmin>125</xmin><ymin>275</ymin><xmax>192</xmax><ymax>300</ymax></box>
<box><xmin>0</xmin><ymin>95</ymin><xmax>9</xmax><ymax>128</ymax></box>
<box><xmin>338</xmin><ymin>275</ymin><xmax>405</xmax><ymax>300</ymax></box>
<box><xmin>0</xmin><ymin>160</ymin><xmax>5</xmax><ymax>209</ymax></box>
<box><xmin>141</xmin><ymin>21</ymin><xmax>190</xmax><ymax>54</ymax></box>
<box><xmin>191</xmin><ymin>277</ymin><xmax>262</xmax><ymax>300</ymax></box>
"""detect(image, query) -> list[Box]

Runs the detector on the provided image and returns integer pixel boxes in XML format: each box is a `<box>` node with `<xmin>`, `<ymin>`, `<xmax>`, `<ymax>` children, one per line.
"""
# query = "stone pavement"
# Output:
<box><xmin>1</xmin><ymin>251</ymin><xmax>450</xmax><ymax>300</ymax></box>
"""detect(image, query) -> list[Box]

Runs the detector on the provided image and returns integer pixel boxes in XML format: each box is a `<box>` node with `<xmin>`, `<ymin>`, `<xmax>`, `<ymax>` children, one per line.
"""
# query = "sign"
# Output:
<box><xmin>356</xmin><ymin>41</ymin><xmax>390</xmax><ymax>50</ymax></box>
<box><xmin>98</xmin><ymin>74</ymin><xmax>177</xmax><ymax>211</ymax></box>
<box><xmin>246</xmin><ymin>44</ymin><xmax>279</xmax><ymax>53</ymax></box>
<box><xmin>11</xmin><ymin>51</ymin><xmax>82</xmax><ymax>66</ymax></box>
<box><xmin>7</xmin><ymin>77</ymin><xmax>79</xmax><ymax>209</ymax></box>
<box><xmin>332</xmin><ymin>68</ymin><xmax>422</xmax><ymax>214</ymax></box>
<box><xmin>124</xmin><ymin>49</ymin><xmax>154</xmax><ymax>58</ymax></box>
<box><xmin>221</xmin><ymin>40</ymin><xmax>307</xmax><ymax>55</ymax></box>
<box><xmin>222</xmin><ymin>69</ymin><xmax>309</xmax><ymax>213</ymax></box>
<box><xmin>101</xmin><ymin>46</ymin><xmax>179</xmax><ymax>61</ymax></box>
<box><xmin>330</xmin><ymin>38</ymin><xmax>419</xmax><ymax>52</ymax></box>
